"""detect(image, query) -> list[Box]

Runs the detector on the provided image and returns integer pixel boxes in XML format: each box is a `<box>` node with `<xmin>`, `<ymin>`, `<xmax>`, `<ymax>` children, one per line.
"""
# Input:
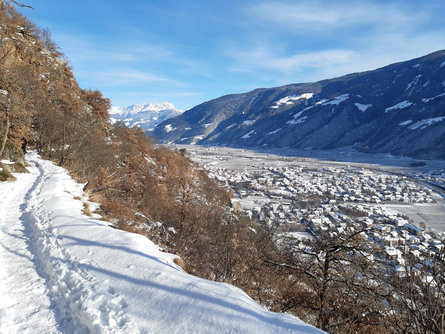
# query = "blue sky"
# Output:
<box><xmin>19</xmin><ymin>0</ymin><xmax>445</xmax><ymax>110</ymax></box>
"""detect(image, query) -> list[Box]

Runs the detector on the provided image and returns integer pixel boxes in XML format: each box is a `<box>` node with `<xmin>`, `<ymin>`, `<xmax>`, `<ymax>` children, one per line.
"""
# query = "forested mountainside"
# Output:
<box><xmin>154</xmin><ymin>51</ymin><xmax>445</xmax><ymax>160</ymax></box>
<box><xmin>1</xmin><ymin>3</ymin><xmax>443</xmax><ymax>333</ymax></box>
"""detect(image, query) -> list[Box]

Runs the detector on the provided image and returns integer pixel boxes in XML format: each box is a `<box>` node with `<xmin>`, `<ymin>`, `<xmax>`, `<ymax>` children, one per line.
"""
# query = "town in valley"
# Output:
<box><xmin>178</xmin><ymin>145</ymin><xmax>445</xmax><ymax>271</ymax></box>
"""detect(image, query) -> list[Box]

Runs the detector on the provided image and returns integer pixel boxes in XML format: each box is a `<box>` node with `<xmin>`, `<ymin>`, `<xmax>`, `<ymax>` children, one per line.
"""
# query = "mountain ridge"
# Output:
<box><xmin>110</xmin><ymin>102</ymin><xmax>182</xmax><ymax>131</ymax></box>
<box><xmin>153</xmin><ymin>50</ymin><xmax>445</xmax><ymax>159</ymax></box>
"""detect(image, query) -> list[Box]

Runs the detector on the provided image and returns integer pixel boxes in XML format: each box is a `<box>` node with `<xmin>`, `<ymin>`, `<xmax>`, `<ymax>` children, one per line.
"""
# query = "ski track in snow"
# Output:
<box><xmin>0</xmin><ymin>153</ymin><xmax>137</xmax><ymax>334</ymax></box>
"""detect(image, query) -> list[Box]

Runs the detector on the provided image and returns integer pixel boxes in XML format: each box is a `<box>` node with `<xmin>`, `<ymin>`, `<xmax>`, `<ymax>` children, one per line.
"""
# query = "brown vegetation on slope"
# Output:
<box><xmin>0</xmin><ymin>5</ymin><xmax>443</xmax><ymax>333</ymax></box>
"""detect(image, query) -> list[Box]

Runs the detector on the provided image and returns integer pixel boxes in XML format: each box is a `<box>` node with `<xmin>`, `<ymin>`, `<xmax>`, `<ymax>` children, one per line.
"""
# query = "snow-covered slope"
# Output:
<box><xmin>0</xmin><ymin>152</ymin><xmax>323</xmax><ymax>334</ymax></box>
<box><xmin>154</xmin><ymin>50</ymin><xmax>445</xmax><ymax>159</ymax></box>
<box><xmin>110</xmin><ymin>102</ymin><xmax>182</xmax><ymax>132</ymax></box>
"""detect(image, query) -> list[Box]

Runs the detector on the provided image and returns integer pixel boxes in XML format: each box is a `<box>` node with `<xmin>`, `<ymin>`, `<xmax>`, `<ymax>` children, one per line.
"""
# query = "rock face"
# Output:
<box><xmin>109</xmin><ymin>102</ymin><xmax>182</xmax><ymax>132</ymax></box>
<box><xmin>154</xmin><ymin>50</ymin><xmax>445</xmax><ymax>159</ymax></box>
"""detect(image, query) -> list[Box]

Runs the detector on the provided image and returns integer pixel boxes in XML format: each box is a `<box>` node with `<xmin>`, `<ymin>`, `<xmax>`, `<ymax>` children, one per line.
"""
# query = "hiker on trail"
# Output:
<box><xmin>21</xmin><ymin>137</ymin><xmax>27</xmax><ymax>154</ymax></box>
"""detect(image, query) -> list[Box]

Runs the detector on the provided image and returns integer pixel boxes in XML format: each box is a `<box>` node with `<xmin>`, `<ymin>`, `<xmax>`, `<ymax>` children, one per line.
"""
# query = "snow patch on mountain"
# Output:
<box><xmin>316</xmin><ymin>94</ymin><xmax>349</xmax><ymax>107</ymax></box>
<box><xmin>109</xmin><ymin>102</ymin><xmax>182</xmax><ymax>131</ymax></box>
<box><xmin>406</xmin><ymin>75</ymin><xmax>422</xmax><ymax>92</ymax></box>
<box><xmin>287</xmin><ymin>110</ymin><xmax>308</xmax><ymax>125</ymax></box>
<box><xmin>408</xmin><ymin>117</ymin><xmax>445</xmax><ymax>130</ymax></box>
<box><xmin>226</xmin><ymin>123</ymin><xmax>237</xmax><ymax>129</ymax></box>
<box><xmin>422</xmin><ymin>93</ymin><xmax>445</xmax><ymax>103</ymax></box>
<box><xmin>271</xmin><ymin>93</ymin><xmax>314</xmax><ymax>109</ymax></box>
<box><xmin>266</xmin><ymin>128</ymin><xmax>281</xmax><ymax>135</ymax></box>
<box><xmin>191</xmin><ymin>135</ymin><xmax>205</xmax><ymax>144</ymax></box>
<box><xmin>165</xmin><ymin>124</ymin><xmax>176</xmax><ymax>133</ymax></box>
<box><xmin>354</xmin><ymin>103</ymin><xmax>372</xmax><ymax>112</ymax></box>
<box><xmin>399</xmin><ymin>120</ymin><xmax>413</xmax><ymax>126</ymax></box>
<box><xmin>385</xmin><ymin>101</ymin><xmax>413</xmax><ymax>113</ymax></box>
<box><xmin>241</xmin><ymin>130</ymin><xmax>255</xmax><ymax>139</ymax></box>
<box><xmin>287</xmin><ymin>116</ymin><xmax>308</xmax><ymax>125</ymax></box>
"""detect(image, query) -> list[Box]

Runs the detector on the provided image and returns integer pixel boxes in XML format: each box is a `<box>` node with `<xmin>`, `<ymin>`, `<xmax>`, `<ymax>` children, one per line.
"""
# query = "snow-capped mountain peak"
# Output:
<box><xmin>110</xmin><ymin>102</ymin><xmax>180</xmax><ymax>117</ymax></box>
<box><xmin>109</xmin><ymin>102</ymin><xmax>182</xmax><ymax>132</ymax></box>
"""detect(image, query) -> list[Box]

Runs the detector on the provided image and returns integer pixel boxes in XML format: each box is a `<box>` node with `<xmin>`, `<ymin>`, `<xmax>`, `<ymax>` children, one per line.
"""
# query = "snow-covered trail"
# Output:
<box><xmin>0</xmin><ymin>153</ymin><xmax>136</xmax><ymax>333</ymax></box>
<box><xmin>0</xmin><ymin>156</ymin><xmax>60</xmax><ymax>333</ymax></box>
<box><xmin>0</xmin><ymin>152</ymin><xmax>323</xmax><ymax>334</ymax></box>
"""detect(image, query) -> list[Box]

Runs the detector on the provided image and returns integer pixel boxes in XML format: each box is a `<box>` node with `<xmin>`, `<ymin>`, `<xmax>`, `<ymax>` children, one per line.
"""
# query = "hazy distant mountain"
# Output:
<box><xmin>154</xmin><ymin>50</ymin><xmax>445</xmax><ymax>160</ymax></box>
<box><xmin>110</xmin><ymin>102</ymin><xmax>182</xmax><ymax>132</ymax></box>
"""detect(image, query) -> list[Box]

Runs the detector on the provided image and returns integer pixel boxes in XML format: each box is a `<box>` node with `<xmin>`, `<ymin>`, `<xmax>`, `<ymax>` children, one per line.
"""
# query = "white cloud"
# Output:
<box><xmin>248</xmin><ymin>1</ymin><xmax>429</xmax><ymax>30</ymax></box>
<box><xmin>52</xmin><ymin>31</ymin><xmax>174</xmax><ymax>65</ymax></box>
<box><xmin>228</xmin><ymin>1</ymin><xmax>445</xmax><ymax>84</ymax></box>
<box><xmin>227</xmin><ymin>28</ymin><xmax>445</xmax><ymax>83</ymax></box>
<box><xmin>77</xmin><ymin>69</ymin><xmax>181</xmax><ymax>86</ymax></box>
<box><xmin>229</xmin><ymin>48</ymin><xmax>355</xmax><ymax>73</ymax></box>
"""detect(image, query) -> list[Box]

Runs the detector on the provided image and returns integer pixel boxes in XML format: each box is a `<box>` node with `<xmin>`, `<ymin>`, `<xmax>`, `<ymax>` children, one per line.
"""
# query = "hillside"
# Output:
<box><xmin>109</xmin><ymin>102</ymin><xmax>182</xmax><ymax>132</ymax></box>
<box><xmin>2</xmin><ymin>3</ymin><xmax>443</xmax><ymax>333</ymax></box>
<box><xmin>0</xmin><ymin>152</ymin><xmax>323</xmax><ymax>333</ymax></box>
<box><xmin>0</xmin><ymin>4</ymin><xmax>324</xmax><ymax>333</ymax></box>
<box><xmin>153</xmin><ymin>50</ymin><xmax>445</xmax><ymax>160</ymax></box>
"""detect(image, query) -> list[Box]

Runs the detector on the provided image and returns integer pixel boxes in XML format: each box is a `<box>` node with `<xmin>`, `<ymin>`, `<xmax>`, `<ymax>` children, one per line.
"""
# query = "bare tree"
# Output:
<box><xmin>385</xmin><ymin>248</ymin><xmax>445</xmax><ymax>334</ymax></box>
<box><xmin>0</xmin><ymin>64</ymin><xmax>38</xmax><ymax>158</ymax></box>
<box><xmin>263</xmin><ymin>226</ymin><xmax>388</xmax><ymax>333</ymax></box>
<box><xmin>0</xmin><ymin>1</ymin><xmax>33</xmax><ymax>9</ymax></box>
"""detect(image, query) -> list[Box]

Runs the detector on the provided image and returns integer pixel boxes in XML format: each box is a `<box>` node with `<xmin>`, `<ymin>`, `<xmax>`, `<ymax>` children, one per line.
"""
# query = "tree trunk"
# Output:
<box><xmin>59</xmin><ymin>109</ymin><xmax>66</xmax><ymax>165</ymax></box>
<box><xmin>0</xmin><ymin>109</ymin><xmax>10</xmax><ymax>158</ymax></box>
<box><xmin>318</xmin><ymin>253</ymin><xmax>331</xmax><ymax>331</ymax></box>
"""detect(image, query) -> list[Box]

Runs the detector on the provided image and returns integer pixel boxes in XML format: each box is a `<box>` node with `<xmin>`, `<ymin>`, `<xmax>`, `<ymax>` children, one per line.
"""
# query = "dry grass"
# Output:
<box><xmin>173</xmin><ymin>257</ymin><xmax>186</xmax><ymax>271</ymax></box>
<box><xmin>82</xmin><ymin>202</ymin><xmax>91</xmax><ymax>216</ymax></box>
<box><xmin>0</xmin><ymin>168</ymin><xmax>16</xmax><ymax>182</ymax></box>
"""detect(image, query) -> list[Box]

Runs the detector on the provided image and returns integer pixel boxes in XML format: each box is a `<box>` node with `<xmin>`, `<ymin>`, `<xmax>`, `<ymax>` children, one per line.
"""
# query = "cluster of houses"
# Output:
<box><xmin>207</xmin><ymin>164</ymin><xmax>444</xmax><ymax>267</ymax></box>
<box><xmin>298</xmin><ymin>202</ymin><xmax>443</xmax><ymax>265</ymax></box>
<box><xmin>421</xmin><ymin>169</ymin><xmax>445</xmax><ymax>191</ymax></box>
<box><xmin>210</xmin><ymin>165</ymin><xmax>436</xmax><ymax>204</ymax></box>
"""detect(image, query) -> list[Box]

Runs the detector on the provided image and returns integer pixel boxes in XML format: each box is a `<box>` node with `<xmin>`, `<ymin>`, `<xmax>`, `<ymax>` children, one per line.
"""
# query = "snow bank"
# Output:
<box><xmin>0</xmin><ymin>152</ymin><xmax>324</xmax><ymax>333</ymax></box>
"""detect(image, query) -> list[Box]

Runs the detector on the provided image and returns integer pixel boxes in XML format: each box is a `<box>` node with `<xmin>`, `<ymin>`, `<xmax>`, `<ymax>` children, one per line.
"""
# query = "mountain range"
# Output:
<box><xmin>153</xmin><ymin>50</ymin><xmax>445</xmax><ymax>160</ymax></box>
<box><xmin>109</xmin><ymin>102</ymin><xmax>182</xmax><ymax>132</ymax></box>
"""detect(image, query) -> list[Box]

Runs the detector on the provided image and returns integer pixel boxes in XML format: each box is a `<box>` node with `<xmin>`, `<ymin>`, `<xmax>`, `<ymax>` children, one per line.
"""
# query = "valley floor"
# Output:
<box><xmin>0</xmin><ymin>152</ymin><xmax>322</xmax><ymax>334</ymax></box>
<box><xmin>178</xmin><ymin>145</ymin><xmax>445</xmax><ymax>233</ymax></box>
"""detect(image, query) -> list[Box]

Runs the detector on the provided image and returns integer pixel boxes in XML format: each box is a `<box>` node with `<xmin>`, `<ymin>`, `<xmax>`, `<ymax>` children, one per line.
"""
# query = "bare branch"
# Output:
<box><xmin>8</xmin><ymin>0</ymin><xmax>34</xmax><ymax>9</ymax></box>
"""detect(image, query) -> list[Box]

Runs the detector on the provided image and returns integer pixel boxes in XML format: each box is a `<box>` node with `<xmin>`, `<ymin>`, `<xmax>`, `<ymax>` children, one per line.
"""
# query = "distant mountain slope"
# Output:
<box><xmin>154</xmin><ymin>50</ymin><xmax>445</xmax><ymax>159</ymax></box>
<box><xmin>110</xmin><ymin>102</ymin><xmax>182</xmax><ymax>131</ymax></box>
